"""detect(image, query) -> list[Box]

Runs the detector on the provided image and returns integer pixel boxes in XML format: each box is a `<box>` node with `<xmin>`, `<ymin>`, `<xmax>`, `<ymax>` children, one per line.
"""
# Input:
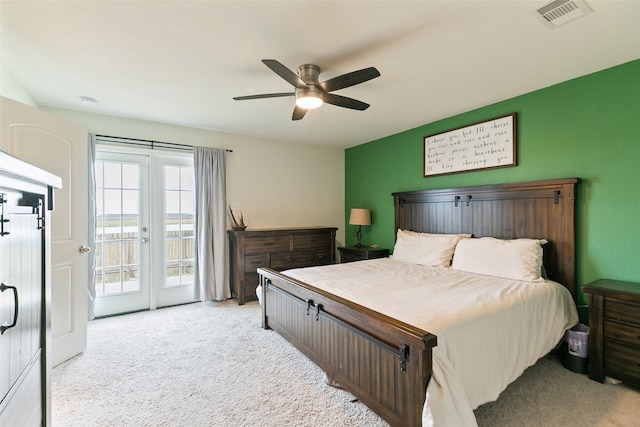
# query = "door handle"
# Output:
<box><xmin>1</xmin><ymin>282</ymin><xmax>19</xmax><ymax>335</ymax></box>
<box><xmin>141</xmin><ymin>238</ymin><xmax>149</xmax><ymax>244</ymax></box>
<box><xmin>79</xmin><ymin>245</ymin><xmax>92</xmax><ymax>253</ymax></box>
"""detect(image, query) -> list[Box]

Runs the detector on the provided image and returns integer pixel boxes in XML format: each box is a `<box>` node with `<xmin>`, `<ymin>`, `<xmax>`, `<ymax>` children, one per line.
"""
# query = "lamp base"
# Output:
<box><xmin>356</xmin><ymin>226</ymin><xmax>363</xmax><ymax>248</ymax></box>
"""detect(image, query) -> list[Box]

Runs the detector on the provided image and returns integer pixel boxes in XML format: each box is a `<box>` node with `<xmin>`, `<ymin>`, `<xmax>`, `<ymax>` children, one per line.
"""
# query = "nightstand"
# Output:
<box><xmin>338</xmin><ymin>246</ymin><xmax>389</xmax><ymax>263</ymax></box>
<box><xmin>582</xmin><ymin>278</ymin><xmax>640</xmax><ymax>388</ymax></box>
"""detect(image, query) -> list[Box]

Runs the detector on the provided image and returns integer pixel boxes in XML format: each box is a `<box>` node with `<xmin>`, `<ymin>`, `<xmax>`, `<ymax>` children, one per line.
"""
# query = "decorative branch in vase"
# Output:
<box><xmin>229</xmin><ymin>206</ymin><xmax>246</xmax><ymax>231</ymax></box>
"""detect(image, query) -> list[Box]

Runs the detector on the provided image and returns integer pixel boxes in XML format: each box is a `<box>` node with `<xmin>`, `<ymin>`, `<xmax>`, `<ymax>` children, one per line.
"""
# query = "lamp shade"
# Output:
<box><xmin>349</xmin><ymin>208</ymin><xmax>371</xmax><ymax>226</ymax></box>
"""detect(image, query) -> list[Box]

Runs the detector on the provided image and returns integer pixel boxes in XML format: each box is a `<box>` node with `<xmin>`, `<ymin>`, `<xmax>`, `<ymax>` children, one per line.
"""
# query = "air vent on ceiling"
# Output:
<box><xmin>534</xmin><ymin>0</ymin><xmax>592</xmax><ymax>29</ymax></box>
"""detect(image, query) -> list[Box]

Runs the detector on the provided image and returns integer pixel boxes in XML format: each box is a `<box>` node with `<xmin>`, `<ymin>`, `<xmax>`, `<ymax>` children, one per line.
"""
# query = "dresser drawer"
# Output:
<box><xmin>293</xmin><ymin>233</ymin><xmax>329</xmax><ymax>250</ymax></box>
<box><xmin>604</xmin><ymin>320</ymin><xmax>640</xmax><ymax>347</ymax></box>
<box><xmin>605</xmin><ymin>300</ymin><xmax>640</xmax><ymax>326</ymax></box>
<box><xmin>340</xmin><ymin>252</ymin><xmax>363</xmax><ymax>263</ymax></box>
<box><xmin>244</xmin><ymin>254</ymin><xmax>268</xmax><ymax>273</ymax></box>
<box><xmin>244</xmin><ymin>236</ymin><xmax>290</xmax><ymax>254</ymax></box>
<box><xmin>271</xmin><ymin>251</ymin><xmax>314</xmax><ymax>270</ymax></box>
<box><xmin>604</xmin><ymin>340</ymin><xmax>640</xmax><ymax>384</ymax></box>
<box><xmin>338</xmin><ymin>246</ymin><xmax>390</xmax><ymax>263</ymax></box>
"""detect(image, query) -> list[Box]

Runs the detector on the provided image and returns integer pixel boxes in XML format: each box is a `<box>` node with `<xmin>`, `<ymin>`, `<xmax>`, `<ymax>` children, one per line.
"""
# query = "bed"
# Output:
<box><xmin>257</xmin><ymin>178</ymin><xmax>580</xmax><ymax>426</ymax></box>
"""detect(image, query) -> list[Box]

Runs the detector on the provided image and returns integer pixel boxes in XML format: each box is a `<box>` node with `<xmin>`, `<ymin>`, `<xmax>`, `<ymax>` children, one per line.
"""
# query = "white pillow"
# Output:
<box><xmin>392</xmin><ymin>230</ymin><xmax>466</xmax><ymax>267</ymax></box>
<box><xmin>397</xmin><ymin>229</ymin><xmax>471</xmax><ymax>239</ymax></box>
<box><xmin>452</xmin><ymin>237</ymin><xmax>547</xmax><ymax>282</ymax></box>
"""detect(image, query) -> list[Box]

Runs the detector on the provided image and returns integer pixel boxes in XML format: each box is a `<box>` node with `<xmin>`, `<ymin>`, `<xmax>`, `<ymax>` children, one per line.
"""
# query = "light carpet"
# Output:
<box><xmin>52</xmin><ymin>300</ymin><xmax>640</xmax><ymax>427</ymax></box>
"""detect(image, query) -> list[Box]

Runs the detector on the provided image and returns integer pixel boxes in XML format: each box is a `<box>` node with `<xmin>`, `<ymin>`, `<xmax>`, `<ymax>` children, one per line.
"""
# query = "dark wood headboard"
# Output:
<box><xmin>392</xmin><ymin>178</ymin><xmax>580</xmax><ymax>299</ymax></box>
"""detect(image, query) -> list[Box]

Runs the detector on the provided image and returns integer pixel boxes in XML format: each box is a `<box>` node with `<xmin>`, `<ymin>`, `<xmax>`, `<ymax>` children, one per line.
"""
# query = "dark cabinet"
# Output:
<box><xmin>583</xmin><ymin>278</ymin><xmax>640</xmax><ymax>389</ymax></box>
<box><xmin>1</xmin><ymin>152</ymin><xmax>60</xmax><ymax>426</ymax></box>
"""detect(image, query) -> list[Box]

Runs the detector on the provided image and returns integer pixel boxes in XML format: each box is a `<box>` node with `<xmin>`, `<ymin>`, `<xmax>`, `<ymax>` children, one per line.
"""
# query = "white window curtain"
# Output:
<box><xmin>87</xmin><ymin>134</ymin><xmax>97</xmax><ymax>320</ymax></box>
<box><xmin>193</xmin><ymin>146</ymin><xmax>230</xmax><ymax>301</ymax></box>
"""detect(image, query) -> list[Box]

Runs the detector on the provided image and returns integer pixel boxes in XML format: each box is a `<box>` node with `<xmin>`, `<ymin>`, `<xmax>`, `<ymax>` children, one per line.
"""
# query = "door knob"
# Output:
<box><xmin>142</xmin><ymin>237</ymin><xmax>149</xmax><ymax>244</ymax></box>
<box><xmin>79</xmin><ymin>245</ymin><xmax>92</xmax><ymax>253</ymax></box>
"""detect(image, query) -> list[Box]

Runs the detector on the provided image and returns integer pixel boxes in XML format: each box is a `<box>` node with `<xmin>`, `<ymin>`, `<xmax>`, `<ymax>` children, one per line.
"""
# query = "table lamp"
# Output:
<box><xmin>349</xmin><ymin>208</ymin><xmax>371</xmax><ymax>248</ymax></box>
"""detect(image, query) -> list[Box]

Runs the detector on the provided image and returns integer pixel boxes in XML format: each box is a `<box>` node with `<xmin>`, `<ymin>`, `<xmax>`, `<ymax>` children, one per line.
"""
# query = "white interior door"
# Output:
<box><xmin>0</xmin><ymin>96</ymin><xmax>88</xmax><ymax>366</ymax></box>
<box><xmin>94</xmin><ymin>147</ymin><xmax>195</xmax><ymax>316</ymax></box>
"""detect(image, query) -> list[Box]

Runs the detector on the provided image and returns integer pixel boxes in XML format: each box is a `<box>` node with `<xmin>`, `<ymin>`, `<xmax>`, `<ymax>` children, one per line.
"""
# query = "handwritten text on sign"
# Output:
<box><xmin>424</xmin><ymin>113</ymin><xmax>516</xmax><ymax>177</ymax></box>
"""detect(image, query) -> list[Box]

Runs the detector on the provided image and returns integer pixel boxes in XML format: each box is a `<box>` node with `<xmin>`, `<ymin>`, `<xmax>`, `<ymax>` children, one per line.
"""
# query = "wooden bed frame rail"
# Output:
<box><xmin>258</xmin><ymin>268</ymin><xmax>437</xmax><ymax>427</ymax></box>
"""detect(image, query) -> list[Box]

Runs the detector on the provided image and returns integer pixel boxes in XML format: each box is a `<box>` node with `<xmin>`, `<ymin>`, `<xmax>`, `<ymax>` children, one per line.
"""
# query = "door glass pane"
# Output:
<box><xmin>103</xmin><ymin>162</ymin><xmax>121</xmax><ymax>187</ymax></box>
<box><xmin>122</xmin><ymin>190</ymin><xmax>139</xmax><ymax>214</ymax></box>
<box><xmin>122</xmin><ymin>164</ymin><xmax>138</xmax><ymax>189</ymax></box>
<box><xmin>95</xmin><ymin>160</ymin><xmax>141</xmax><ymax>297</ymax></box>
<box><xmin>164</xmin><ymin>165</ymin><xmax>194</xmax><ymax>288</ymax></box>
<box><xmin>181</xmin><ymin>168</ymin><xmax>194</xmax><ymax>191</ymax></box>
<box><xmin>104</xmin><ymin>189</ymin><xmax>121</xmax><ymax>214</ymax></box>
<box><xmin>165</xmin><ymin>167</ymin><xmax>180</xmax><ymax>190</ymax></box>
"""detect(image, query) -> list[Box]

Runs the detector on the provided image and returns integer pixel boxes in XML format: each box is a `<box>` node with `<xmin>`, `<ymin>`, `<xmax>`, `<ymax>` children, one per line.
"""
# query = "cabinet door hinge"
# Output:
<box><xmin>34</xmin><ymin>198</ymin><xmax>45</xmax><ymax>230</ymax></box>
<box><xmin>0</xmin><ymin>193</ymin><xmax>9</xmax><ymax>236</ymax></box>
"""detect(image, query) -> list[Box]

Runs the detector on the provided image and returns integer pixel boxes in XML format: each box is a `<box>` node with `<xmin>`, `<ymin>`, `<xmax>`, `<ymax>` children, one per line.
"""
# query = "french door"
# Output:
<box><xmin>94</xmin><ymin>150</ymin><xmax>195</xmax><ymax>317</ymax></box>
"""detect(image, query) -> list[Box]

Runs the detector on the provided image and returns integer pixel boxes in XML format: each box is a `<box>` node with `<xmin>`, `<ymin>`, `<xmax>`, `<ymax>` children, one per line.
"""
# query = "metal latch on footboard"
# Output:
<box><xmin>267</xmin><ymin>285</ymin><xmax>412</xmax><ymax>372</ymax></box>
<box><xmin>306</xmin><ymin>299</ymin><xmax>321</xmax><ymax>320</ymax></box>
<box><xmin>399</xmin><ymin>344</ymin><xmax>409</xmax><ymax>371</ymax></box>
<box><xmin>306</xmin><ymin>296</ymin><xmax>410</xmax><ymax>372</ymax></box>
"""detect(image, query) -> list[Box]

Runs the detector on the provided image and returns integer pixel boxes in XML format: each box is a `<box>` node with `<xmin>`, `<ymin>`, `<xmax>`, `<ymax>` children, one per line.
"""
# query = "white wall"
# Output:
<box><xmin>0</xmin><ymin>61</ymin><xmax>38</xmax><ymax>107</ymax></box>
<box><xmin>43</xmin><ymin>108</ymin><xmax>346</xmax><ymax>245</ymax></box>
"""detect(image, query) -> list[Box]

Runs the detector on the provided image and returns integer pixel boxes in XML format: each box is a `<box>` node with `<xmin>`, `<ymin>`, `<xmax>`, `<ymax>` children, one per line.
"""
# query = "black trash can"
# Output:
<box><xmin>561</xmin><ymin>323</ymin><xmax>589</xmax><ymax>374</ymax></box>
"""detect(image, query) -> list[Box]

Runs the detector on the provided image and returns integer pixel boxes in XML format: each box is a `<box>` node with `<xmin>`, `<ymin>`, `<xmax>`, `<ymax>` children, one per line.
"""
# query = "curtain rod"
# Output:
<box><xmin>94</xmin><ymin>134</ymin><xmax>233</xmax><ymax>152</ymax></box>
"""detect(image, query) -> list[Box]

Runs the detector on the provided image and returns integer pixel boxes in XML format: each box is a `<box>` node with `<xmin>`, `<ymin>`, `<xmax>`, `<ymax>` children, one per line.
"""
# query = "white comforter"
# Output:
<box><xmin>278</xmin><ymin>258</ymin><xmax>578</xmax><ymax>427</ymax></box>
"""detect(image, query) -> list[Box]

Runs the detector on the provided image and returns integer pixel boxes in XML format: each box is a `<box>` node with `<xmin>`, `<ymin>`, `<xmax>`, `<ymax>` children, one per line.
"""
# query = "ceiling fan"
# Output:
<box><xmin>233</xmin><ymin>59</ymin><xmax>380</xmax><ymax>121</ymax></box>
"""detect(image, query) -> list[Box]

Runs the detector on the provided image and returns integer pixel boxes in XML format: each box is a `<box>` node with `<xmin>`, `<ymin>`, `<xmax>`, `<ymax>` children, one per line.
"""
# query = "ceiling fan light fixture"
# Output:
<box><xmin>295</xmin><ymin>94</ymin><xmax>323</xmax><ymax>109</ymax></box>
<box><xmin>234</xmin><ymin>59</ymin><xmax>380</xmax><ymax>119</ymax></box>
<box><xmin>295</xmin><ymin>85</ymin><xmax>323</xmax><ymax>109</ymax></box>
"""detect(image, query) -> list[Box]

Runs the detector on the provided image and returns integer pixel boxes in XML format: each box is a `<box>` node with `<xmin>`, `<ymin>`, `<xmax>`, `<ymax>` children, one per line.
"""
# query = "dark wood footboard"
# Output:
<box><xmin>258</xmin><ymin>267</ymin><xmax>437</xmax><ymax>427</ymax></box>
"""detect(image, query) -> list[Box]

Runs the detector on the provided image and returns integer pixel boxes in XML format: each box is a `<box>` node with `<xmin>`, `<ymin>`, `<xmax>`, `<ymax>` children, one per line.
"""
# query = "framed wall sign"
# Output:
<box><xmin>424</xmin><ymin>113</ymin><xmax>516</xmax><ymax>177</ymax></box>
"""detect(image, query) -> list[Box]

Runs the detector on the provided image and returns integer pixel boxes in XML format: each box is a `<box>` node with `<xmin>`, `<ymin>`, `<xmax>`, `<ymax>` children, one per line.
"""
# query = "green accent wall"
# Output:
<box><xmin>345</xmin><ymin>59</ymin><xmax>640</xmax><ymax>305</ymax></box>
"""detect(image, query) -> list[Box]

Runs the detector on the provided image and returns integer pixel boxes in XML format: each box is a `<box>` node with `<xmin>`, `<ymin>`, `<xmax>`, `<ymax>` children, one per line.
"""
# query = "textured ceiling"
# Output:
<box><xmin>1</xmin><ymin>1</ymin><xmax>639</xmax><ymax>148</ymax></box>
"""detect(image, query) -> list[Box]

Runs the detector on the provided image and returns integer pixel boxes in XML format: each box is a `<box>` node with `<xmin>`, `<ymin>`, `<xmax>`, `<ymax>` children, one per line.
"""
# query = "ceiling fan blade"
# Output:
<box><xmin>262</xmin><ymin>59</ymin><xmax>309</xmax><ymax>89</ymax></box>
<box><xmin>320</xmin><ymin>67</ymin><xmax>380</xmax><ymax>92</ymax></box>
<box><xmin>323</xmin><ymin>93</ymin><xmax>370</xmax><ymax>111</ymax></box>
<box><xmin>233</xmin><ymin>93</ymin><xmax>294</xmax><ymax>101</ymax></box>
<box><xmin>292</xmin><ymin>105</ymin><xmax>307</xmax><ymax>121</ymax></box>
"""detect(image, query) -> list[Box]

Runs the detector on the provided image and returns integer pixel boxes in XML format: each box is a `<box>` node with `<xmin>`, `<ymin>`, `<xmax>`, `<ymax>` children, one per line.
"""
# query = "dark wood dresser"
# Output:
<box><xmin>583</xmin><ymin>278</ymin><xmax>640</xmax><ymax>388</ymax></box>
<box><xmin>228</xmin><ymin>227</ymin><xmax>337</xmax><ymax>304</ymax></box>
